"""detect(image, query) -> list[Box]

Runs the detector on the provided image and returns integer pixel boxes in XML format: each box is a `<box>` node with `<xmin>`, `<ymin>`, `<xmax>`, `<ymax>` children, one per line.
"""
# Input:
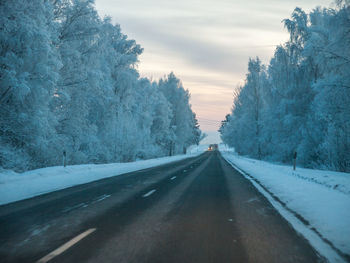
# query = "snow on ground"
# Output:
<box><xmin>187</xmin><ymin>144</ymin><xmax>210</xmax><ymax>154</ymax></box>
<box><xmin>0</xmin><ymin>145</ymin><xmax>207</xmax><ymax>206</ymax></box>
<box><xmin>220</xmin><ymin>144</ymin><xmax>350</xmax><ymax>262</ymax></box>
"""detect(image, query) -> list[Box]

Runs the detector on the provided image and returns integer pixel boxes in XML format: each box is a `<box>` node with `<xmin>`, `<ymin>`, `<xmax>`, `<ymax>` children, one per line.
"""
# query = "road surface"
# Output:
<box><xmin>0</xmin><ymin>151</ymin><xmax>324</xmax><ymax>262</ymax></box>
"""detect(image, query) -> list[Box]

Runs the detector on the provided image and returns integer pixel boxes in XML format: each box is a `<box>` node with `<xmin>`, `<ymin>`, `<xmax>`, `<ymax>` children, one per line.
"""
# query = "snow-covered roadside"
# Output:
<box><xmin>0</xmin><ymin>146</ymin><xmax>206</xmax><ymax>206</ymax></box>
<box><xmin>220</xmin><ymin>145</ymin><xmax>350</xmax><ymax>263</ymax></box>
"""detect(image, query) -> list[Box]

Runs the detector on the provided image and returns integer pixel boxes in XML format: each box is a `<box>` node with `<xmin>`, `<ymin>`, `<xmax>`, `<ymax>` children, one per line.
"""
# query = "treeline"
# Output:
<box><xmin>220</xmin><ymin>2</ymin><xmax>350</xmax><ymax>172</ymax></box>
<box><xmin>0</xmin><ymin>0</ymin><xmax>202</xmax><ymax>171</ymax></box>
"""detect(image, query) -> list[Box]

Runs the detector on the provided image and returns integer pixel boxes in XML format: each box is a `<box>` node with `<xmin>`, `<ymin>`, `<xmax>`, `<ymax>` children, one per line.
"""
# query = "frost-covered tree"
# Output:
<box><xmin>221</xmin><ymin>3</ymin><xmax>350</xmax><ymax>172</ymax></box>
<box><xmin>0</xmin><ymin>0</ymin><xmax>60</xmax><ymax>170</ymax></box>
<box><xmin>52</xmin><ymin>0</ymin><xmax>103</xmax><ymax>164</ymax></box>
<box><xmin>221</xmin><ymin>58</ymin><xmax>268</xmax><ymax>159</ymax></box>
<box><xmin>0</xmin><ymin>0</ymin><xmax>201</xmax><ymax>171</ymax></box>
<box><xmin>303</xmin><ymin>4</ymin><xmax>350</xmax><ymax>171</ymax></box>
<box><xmin>159</xmin><ymin>73</ymin><xmax>201</xmax><ymax>155</ymax></box>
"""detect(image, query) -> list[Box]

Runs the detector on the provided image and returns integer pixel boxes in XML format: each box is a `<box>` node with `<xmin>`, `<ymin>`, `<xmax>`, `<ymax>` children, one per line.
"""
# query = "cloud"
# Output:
<box><xmin>120</xmin><ymin>17</ymin><xmax>277</xmax><ymax>74</ymax></box>
<box><xmin>95</xmin><ymin>0</ymin><xmax>332</xmax><ymax>132</ymax></box>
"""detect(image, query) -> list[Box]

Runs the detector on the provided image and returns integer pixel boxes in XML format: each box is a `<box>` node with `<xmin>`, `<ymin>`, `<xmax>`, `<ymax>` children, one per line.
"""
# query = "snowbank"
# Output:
<box><xmin>220</xmin><ymin>145</ymin><xmax>350</xmax><ymax>262</ymax></box>
<box><xmin>187</xmin><ymin>144</ymin><xmax>210</xmax><ymax>154</ymax></box>
<box><xmin>0</xmin><ymin>147</ymin><xmax>206</xmax><ymax>206</ymax></box>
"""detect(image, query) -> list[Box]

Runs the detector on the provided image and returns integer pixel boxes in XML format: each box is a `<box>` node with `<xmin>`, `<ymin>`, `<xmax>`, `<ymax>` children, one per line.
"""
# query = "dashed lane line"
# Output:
<box><xmin>142</xmin><ymin>189</ymin><xmax>156</xmax><ymax>198</ymax></box>
<box><xmin>92</xmin><ymin>194</ymin><xmax>111</xmax><ymax>204</ymax></box>
<box><xmin>36</xmin><ymin>228</ymin><xmax>96</xmax><ymax>263</ymax></box>
<box><xmin>62</xmin><ymin>203</ymin><xmax>87</xmax><ymax>213</ymax></box>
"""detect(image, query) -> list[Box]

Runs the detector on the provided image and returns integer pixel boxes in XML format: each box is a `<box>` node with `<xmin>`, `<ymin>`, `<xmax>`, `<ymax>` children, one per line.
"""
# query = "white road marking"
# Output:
<box><xmin>92</xmin><ymin>194</ymin><xmax>111</xmax><ymax>204</ymax></box>
<box><xmin>170</xmin><ymin>176</ymin><xmax>177</xmax><ymax>180</ymax></box>
<box><xmin>62</xmin><ymin>203</ymin><xmax>87</xmax><ymax>213</ymax></box>
<box><xmin>36</xmin><ymin>228</ymin><xmax>96</xmax><ymax>263</ymax></box>
<box><xmin>246</xmin><ymin>197</ymin><xmax>259</xmax><ymax>203</ymax></box>
<box><xmin>63</xmin><ymin>195</ymin><xmax>111</xmax><ymax>213</ymax></box>
<box><xmin>143</xmin><ymin>189</ymin><xmax>156</xmax><ymax>197</ymax></box>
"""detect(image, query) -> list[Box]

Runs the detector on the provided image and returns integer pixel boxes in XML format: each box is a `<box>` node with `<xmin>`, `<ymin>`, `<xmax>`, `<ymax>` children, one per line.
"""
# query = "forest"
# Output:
<box><xmin>0</xmin><ymin>0</ymin><xmax>202</xmax><ymax>171</ymax></box>
<box><xmin>220</xmin><ymin>2</ymin><xmax>350</xmax><ymax>172</ymax></box>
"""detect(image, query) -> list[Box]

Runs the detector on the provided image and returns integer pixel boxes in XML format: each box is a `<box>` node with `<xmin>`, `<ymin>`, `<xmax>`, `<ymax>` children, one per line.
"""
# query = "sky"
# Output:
<box><xmin>95</xmin><ymin>0</ymin><xmax>331</xmax><ymax>143</ymax></box>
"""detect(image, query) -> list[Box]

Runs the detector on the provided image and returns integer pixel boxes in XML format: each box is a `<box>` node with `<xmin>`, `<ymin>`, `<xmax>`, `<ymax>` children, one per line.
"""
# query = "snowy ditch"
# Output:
<box><xmin>220</xmin><ymin>147</ymin><xmax>350</xmax><ymax>263</ymax></box>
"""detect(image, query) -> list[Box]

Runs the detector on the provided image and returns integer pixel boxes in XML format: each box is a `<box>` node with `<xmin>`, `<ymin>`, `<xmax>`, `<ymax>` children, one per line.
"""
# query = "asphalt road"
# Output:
<box><xmin>0</xmin><ymin>151</ymin><xmax>324</xmax><ymax>263</ymax></box>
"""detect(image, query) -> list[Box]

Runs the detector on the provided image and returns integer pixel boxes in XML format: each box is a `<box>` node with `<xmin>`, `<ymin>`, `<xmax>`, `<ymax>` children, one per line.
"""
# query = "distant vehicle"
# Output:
<box><xmin>208</xmin><ymin>144</ymin><xmax>218</xmax><ymax>151</ymax></box>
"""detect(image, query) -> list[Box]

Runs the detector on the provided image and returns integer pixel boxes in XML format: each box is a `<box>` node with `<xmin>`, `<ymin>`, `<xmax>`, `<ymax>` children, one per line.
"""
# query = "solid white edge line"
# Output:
<box><xmin>142</xmin><ymin>189</ymin><xmax>156</xmax><ymax>198</ymax></box>
<box><xmin>36</xmin><ymin>228</ymin><xmax>96</xmax><ymax>263</ymax></box>
<box><xmin>221</xmin><ymin>153</ymin><xmax>346</xmax><ymax>263</ymax></box>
